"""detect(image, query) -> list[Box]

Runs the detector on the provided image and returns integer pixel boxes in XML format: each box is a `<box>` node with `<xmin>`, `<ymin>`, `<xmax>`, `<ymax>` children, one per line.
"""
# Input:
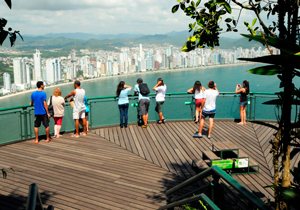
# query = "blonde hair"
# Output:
<box><xmin>53</xmin><ymin>88</ymin><xmax>62</xmax><ymax>97</ymax></box>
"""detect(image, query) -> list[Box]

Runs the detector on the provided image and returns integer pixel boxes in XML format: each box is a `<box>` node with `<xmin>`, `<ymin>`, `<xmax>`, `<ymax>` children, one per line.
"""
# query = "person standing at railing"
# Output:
<box><xmin>116</xmin><ymin>81</ymin><xmax>132</xmax><ymax>128</ymax></box>
<box><xmin>134</xmin><ymin>78</ymin><xmax>150</xmax><ymax>128</ymax></box>
<box><xmin>30</xmin><ymin>81</ymin><xmax>51</xmax><ymax>144</ymax></box>
<box><xmin>153</xmin><ymin>78</ymin><xmax>167</xmax><ymax>124</ymax></box>
<box><xmin>64</xmin><ymin>80</ymin><xmax>86</xmax><ymax>137</ymax></box>
<box><xmin>194</xmin><ymin>81</ymin><xmax>219</xmax><ymax>139</ymax></box>
<box><xmin>79</xmin><ymin>96</ymin><xmax>90</xmax><ymax>131</ymax></box>
<box><xmin>47</xmin><ymin>88</ymin><xmax>65</xmax><ymax>138</ymax></box>
<box><xmin>235</xmin><ymin>80</ymin><xmax>250</xmax><ymax>125</ymax></box>
<box><xmin>187</xmin><ymin>81</ymin><xmax>206</xmax><ymax>124</ymax></box>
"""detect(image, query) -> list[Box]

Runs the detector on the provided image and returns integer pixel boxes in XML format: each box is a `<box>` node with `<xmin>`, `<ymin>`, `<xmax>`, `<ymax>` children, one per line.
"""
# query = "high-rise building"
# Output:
<box><xmin>139</xmin><ymin>44</ymin><xmax>144</xmax><ymax>59</ymax></box>
<box><xmin>3</xmin><ymin>73</ymin><xmax>11</xmax><ymax>91</ymax></box>
<box><xmin>71</xmin><ymin>49</ymin><xmax>77</xmax><ymax>80</ymax></box>
<box><xmin>46</xmin><ymin>59</ymin><xmax>62</xmax><ymax>84</ymax></box>
<box><xmin>33</xmin><ymin>50</ymin><xmax>43</xmax><ymax>81</ymax></box>
<box><xmin>13</xmin><ymin>58</ymin><xmax>25</xmax><ymax>85</ymax></box>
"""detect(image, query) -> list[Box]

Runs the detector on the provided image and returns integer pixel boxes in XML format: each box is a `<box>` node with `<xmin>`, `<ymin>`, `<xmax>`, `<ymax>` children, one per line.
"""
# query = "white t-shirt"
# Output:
<box><xmin>194</xmin><ymin>89</ymin><xmax>204</xmax><ymax>99</ymax></box>
<box><xmin>155</xmin><ymin>85</ymin><xmax>167</xmax><ymax>102</ymax></box>
<box><xmin>203</xmin><ymin>89</ymin><xmax>219</xmax><ymax>112</ymax></box>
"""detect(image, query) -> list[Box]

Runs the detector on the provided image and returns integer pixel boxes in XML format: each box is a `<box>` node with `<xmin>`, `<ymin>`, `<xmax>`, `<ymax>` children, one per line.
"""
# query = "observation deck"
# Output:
<box><xmin>0</xmin><ymin>92</ymin><xmax>299</xmax><ymax>209</ymax></box>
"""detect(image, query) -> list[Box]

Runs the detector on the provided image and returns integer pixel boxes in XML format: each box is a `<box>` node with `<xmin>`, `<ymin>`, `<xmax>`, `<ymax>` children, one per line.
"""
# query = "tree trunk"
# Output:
<box><xmin>273</xmin><ymin>129</ymin><xmax>281</xmax><ymax>210</ymax></box>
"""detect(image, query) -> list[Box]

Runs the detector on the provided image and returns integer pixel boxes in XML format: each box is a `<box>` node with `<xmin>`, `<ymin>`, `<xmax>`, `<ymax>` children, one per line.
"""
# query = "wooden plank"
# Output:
<box><xmin>129</xmin><ymin>126</ymin><xmax>145</xmax><ymax>158</ymax></box>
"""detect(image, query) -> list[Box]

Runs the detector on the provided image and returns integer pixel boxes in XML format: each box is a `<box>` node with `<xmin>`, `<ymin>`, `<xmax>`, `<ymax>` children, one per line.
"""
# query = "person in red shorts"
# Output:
<box><xmin>187</xmin><ymin>81</ymin><xmax>206</xmax><ymax>124</ymax></box>
<box><xmin>48</xmin><ymin>88</ymin><xmax>65</xmax><ymax>138</ymax></box>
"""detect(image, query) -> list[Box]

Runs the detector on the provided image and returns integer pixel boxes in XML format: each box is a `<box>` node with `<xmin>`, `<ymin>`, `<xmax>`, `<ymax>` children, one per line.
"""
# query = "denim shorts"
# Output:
<box><xmin>239</xmin><ymin>101</ymin><xmax>247</xmax><ymax>106</ymax></box>
<box><xmin>202</xmin><ymin>111</ymin><xmax>216</xmax><ymax>118</ymax></box>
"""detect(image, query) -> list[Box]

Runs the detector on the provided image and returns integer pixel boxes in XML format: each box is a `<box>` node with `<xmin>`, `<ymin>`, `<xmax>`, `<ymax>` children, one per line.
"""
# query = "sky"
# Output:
<box><xmin>1</xmin><ymin>0</ymin><xmax>273</xmax><ymax>38</ymax></box>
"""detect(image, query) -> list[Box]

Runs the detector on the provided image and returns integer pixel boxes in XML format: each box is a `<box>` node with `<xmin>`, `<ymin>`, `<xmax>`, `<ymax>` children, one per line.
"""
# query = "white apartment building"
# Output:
<box><xmin>33</xmin><ymin>50</ymin><xmax>43</xmax><ymax>81</ymax></box>
<box><xmin>3</xmin><ymin>72</ymin><xmax>11</xmax><ymax>92</ymax></box>
<box><xmin>46</xmin><ymin>59</ymin><xmax>62</xmax><ymax>84</ymax></box>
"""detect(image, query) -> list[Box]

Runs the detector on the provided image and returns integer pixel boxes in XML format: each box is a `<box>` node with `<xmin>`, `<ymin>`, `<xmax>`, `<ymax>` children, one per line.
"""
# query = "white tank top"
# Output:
<box><xmin>73</xmin><ymin>89</ymin><xmax>86</xmax><ymax>112</ymax></box>
<box><xmin>194</xmin><ymin>89</ymin><xmax>204</xmax><ymax>99</ymax></box>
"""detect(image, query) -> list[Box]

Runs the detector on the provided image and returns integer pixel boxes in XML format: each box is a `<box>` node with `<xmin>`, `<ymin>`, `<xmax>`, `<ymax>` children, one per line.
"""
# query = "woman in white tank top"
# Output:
<box><xmin>187</xmin><ymin>81</ymin><xmax>206</xmax><ymax>123</ymax></box>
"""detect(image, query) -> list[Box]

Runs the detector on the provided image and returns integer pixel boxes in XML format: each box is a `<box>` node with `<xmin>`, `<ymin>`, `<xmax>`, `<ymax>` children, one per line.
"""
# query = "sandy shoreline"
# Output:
<box><xmin>0</xmin><ymin>62</ymin><xmax>256</xmax><ymax>100</ymax></box>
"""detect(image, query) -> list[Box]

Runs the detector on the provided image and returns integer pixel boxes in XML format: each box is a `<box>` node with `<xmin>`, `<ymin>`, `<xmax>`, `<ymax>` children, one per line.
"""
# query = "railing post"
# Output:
<box><xmin>22</xmin><ymin>107</ymin><xmax>29</xmax><ymax>139</ymax></box>
<box><xmin>249</xmin><ymin>93</ymin><xmax>253</xmax><ymax>120</ymax></box>
<box><xmin>253</xmin><ymin>96</ymin><xmax>256</xmax><ymax>120</ymax></box>
<box><xmin>89</xmin><ymin>101</ymin><xmax>92</xmax><ymax>128</ymax></box>
<box><xmin>210</xmin><ymin>175</ymin><xmax>223</xmax><ymax>209</ymax></box>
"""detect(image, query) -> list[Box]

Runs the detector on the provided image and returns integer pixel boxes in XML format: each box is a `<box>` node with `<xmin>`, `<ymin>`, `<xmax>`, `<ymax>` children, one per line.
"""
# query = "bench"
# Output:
<box><xmin>192</xmin><ymin>159</ymin><xmax>209</xmax><ymax>172</ymax></box>
<box><xmin>202</xmin><ymin>151</ymin><xmax>220</xmax><ymax>161</ymax></box>
<box><xmin>212</xmin><ymin>142</ymin><xmax>240</xmax><ymax>159</ymax></box>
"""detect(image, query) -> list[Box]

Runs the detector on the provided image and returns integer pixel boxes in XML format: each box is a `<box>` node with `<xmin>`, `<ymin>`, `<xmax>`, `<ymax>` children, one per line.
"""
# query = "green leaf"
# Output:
<box><xmin>191</xmin><ymin>1</ymin><xmax>195</xmax><ymax>7</ymax></box>
<box><xmin>225</xmin><ymin>18</ymin><xmax>232</xmax><ymax>22</ymax></box>
<box><xmin>224</xmin><ymin>2</ymin><xmax>232</xmax><ymax>14</ymax></box>
<box><xmin>196</xmin><ymin>0</ymin><xmax>201</xmax><ymax>7</ymax></box>
<box><xmin>5</xmin><ymin>0</ymin><xmax>12</xmax><ymax>9</ymax></box>
<box><xmin>248</xmin><ymin>65</ymin><xmax>282</xmax><ymax>76</ymax></box>
<box><xmin>191</xmin><ymin>36</ymin><xmax>196</xmax><ymax>42</ymax></box>
<box><xmin>241</xmin><ymin>34</ymin><xmax>300</xmax><ymax>55</ymax></box>
<box><xmin>252</xmin><ymin>18</ymin><xmax>257</xmax><ymax>27</ymax></box>
<box><xmin>177</xmin><ymin>0</ymin><xmax>181</xmax><ymax>2</ymax></box>
<box><xmin>239</xmin><ymin>55</ymin><xmax>300</xmax><ymax>69</ymax></box>
<box><xmin>172</xmin><ymin>5</ymin><xmax>180</xmax><ymax>13</ymax></box>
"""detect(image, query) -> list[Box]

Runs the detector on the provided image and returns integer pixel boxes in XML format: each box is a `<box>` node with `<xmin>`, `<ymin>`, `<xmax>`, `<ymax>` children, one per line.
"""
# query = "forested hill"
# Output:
<box><xmin>0</xmin><ymin>32</ymin><xmax>261</xmax><ymax>53</ymax></box>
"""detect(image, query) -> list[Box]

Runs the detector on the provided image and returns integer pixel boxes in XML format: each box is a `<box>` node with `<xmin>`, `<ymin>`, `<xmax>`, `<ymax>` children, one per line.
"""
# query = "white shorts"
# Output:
<box><xmin>73</xmin><ymin>110</ymin><xmax>85</xmax><ymax>120</ymax></box>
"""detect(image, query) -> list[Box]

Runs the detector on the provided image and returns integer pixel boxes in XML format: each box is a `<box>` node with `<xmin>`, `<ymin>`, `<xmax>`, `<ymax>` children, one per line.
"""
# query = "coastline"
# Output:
<box><xmin>0</xmin><ymin>62</ymin><xmax>256</xmax><ymax>101</ymax></box>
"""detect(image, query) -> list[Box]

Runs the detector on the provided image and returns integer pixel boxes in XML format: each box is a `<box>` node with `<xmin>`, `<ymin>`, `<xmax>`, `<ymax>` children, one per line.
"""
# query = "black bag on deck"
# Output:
<box><xmin>48</xmin><ymin>96</ymin><xmax>54</xmax><ymax>117</ymax></box>
<box><xmin>139</xmin><ymin>83</ymin><xmax>150</xmax><ymax>96</ymax></box>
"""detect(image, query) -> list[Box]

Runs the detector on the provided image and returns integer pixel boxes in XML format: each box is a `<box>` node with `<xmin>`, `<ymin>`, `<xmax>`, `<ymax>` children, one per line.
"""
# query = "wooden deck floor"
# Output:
<box><xmin>1</xmin><ymin>120</ymin><xmax>299</xmax><ymax>209</ymax></box>
<box><xmin>0</xmin><ymin>131</ymin><xmax>187</xmax><ymax>210</ymax></box>
<box><xmin>94</xmin><ymin>120</ymin><xmax>300</xmax><ymax>204</ymax></box>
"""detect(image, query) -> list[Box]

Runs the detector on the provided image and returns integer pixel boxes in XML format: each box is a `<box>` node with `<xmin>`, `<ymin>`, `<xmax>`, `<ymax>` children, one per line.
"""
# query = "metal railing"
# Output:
<box><xmin>26</xmin><ymin>183</ymin><xmax>54</xmax><ymax>210</ymax></box>
<box><xmin>158</xmin><ymin>165</ymin><xmax>271</xmax><ymax>210</ymax></box>
<box><xmin>0</xmin><ymin>92</ymin><xmax>279</xmax><ymax>145</ymax></box>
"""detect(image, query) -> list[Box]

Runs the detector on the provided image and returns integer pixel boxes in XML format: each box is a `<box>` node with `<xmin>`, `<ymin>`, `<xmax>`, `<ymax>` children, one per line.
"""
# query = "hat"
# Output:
<box><xmin>208</xmin><ymin>81</ymin><xmax>214</xmax><ymax>86</ymax></box>
<box><xmin>137</xmin><ymin>78</ymin><xmax>143</xmax><ymax>83</ymax></box>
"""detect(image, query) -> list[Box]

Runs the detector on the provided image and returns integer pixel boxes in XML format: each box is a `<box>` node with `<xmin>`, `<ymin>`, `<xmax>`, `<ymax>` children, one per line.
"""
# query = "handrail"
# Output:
<box><xmin>26</xmin><ymin>183</ymin><xmax>54</xmax><ymax>210</ymax></box>
<box><xmin>0</xmin><ymin>92</ymin><xmax>277</xmax><ymax>112</ymax></box>
<box><xmin>164</xmin><ymin>165</ymin><xmax>271</xmax><ymax>210</ymax></box>
<box><xmin>158</xmin><ymin>193</ymin><xmax>220</xmax><ymax>210</ymax></box>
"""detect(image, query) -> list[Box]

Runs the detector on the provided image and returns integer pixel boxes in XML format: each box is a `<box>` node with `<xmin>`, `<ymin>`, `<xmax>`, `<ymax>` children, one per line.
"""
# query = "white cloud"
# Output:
<box><xmin>0</xmin><ymin>0</ymin><xmax>276</xmax><ymax>39</ymax></box>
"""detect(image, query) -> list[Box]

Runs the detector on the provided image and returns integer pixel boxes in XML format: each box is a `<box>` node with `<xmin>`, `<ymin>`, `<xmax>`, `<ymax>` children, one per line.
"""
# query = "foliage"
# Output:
<box><xmin>0</xmin><ymin>0</ymin><xmax>22</xmax><ymax>47</ymax></box>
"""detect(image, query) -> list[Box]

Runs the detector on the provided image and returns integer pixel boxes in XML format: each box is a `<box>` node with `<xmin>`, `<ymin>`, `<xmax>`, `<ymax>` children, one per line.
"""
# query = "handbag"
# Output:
<box><xmin>48</xmin><ymin>96</ymin><xmax>54</xmax><ymax>117</ymax></box>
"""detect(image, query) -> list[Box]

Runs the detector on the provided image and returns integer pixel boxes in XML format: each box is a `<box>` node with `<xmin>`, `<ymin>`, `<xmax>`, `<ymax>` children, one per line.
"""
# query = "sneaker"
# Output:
<box><xmin>142</xmin><ymin>125</ymin><xmax>147</xmax><ymax>128</ymax></box>
<box><xmin>157</xmin><ymin>121</ymin><xmax>162</xmax><ymax>124</ymax></box>
<box><xmin>120</xmin><ymin>125</ymin><xmax>123</xmax><ymax>128</ymax></box>
<box><xmin>125</xmin><ymin>125</ymin><xmax>127</xmax><ymax>128</ymax></box>
<box><xmin>162</xmin><ymin>119</ymin><xmax>166</xmax><ymax>124</ymax></box>
<box><xmin>208</xmin><ymin>135</ymin><xmax>213</xmax><ymax>139</ymax></box>
<box><xmin>193</xmin><ymin>133</ymin><xmax>203</xmax><ymax>138</ymax></box>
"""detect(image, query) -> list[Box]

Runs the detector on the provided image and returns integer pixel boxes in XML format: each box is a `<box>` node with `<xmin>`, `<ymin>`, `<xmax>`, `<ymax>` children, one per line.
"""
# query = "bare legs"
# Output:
<box><xmin>197</xmin><ymin>116</ymin><xmax>213</xmax><ymax>137</ymax></box>
<box><xmin>158</xmin><ymin>112</ymin><xmax>164</xmax><ymax>122</ymax></box>
<box><xmin>238</xmin><ymin>105</ymin><xmax>247</xmax><ymax>124</ymax></box>
<box><xmin>34</xmin><ymin>126</ymin><xmax>50</xmax><ymax>143</ymax></box>
<box><xmin>208</xmin><ymin>118</ymin><xmax>214</xmax><ymax>137</ymax></box>
<box><xmin>195</xmin><ymin>106</ymin><xmax>200</xmax><ymax>122</ymax></box>
<box><xmin>142</xmin><ymin>113</ymin><xmax>149</xmax><ymax>125</ymax></box>
<box><xmin>80</xmin><ymin>119</ymin><xmax>88</xmax><ymax>132</ymax></box>
<box><xmin>86</xmin><ymin>120</ymin><xmax>89</xmax><ymax>131</ymax></box>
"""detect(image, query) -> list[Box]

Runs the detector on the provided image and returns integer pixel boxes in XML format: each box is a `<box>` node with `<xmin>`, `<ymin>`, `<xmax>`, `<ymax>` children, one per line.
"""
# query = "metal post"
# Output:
<box><xmin>249</xmin><ymin>93</ymin><xmax>253</xmax><ymax>120</ymax></box>
<box><xmin>253</xmin><ymin>96</ymin><xmax>256</xmax><ymax>120</ymax></box>
<box><xmin>19</xmin><ymin>111</ymin><xmax>23</xmax><ymax>140</ymax></box>
<box><xmin>23</xmin><ymin>107</ymin><xmax>28</xmax><ymax>139</ymax></box>
<box><xmin>211</xmin><ymin>175</ymin><xmax>223</xmax><ymax>209</ymax></box>
<box><xmin>89</xmin><ymin>102</ymin><xmax>92</xmax><ymax>128</ymax></box>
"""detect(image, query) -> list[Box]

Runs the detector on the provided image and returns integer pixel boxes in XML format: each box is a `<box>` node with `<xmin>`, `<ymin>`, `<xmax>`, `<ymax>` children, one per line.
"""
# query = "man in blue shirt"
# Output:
<box><xmin>30</xmin><ymin>81</ymin><xmax>51</xmax><ymax>144</ymax></box>
<box><xmin>134</xmin><ymin>78</ymin><xmax>150</xmax><ymax>128</ymax></box>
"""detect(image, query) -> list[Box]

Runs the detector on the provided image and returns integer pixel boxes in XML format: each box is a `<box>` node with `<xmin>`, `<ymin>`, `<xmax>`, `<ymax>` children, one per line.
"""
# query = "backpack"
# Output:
<box><xmin>139</xmin><ymin>83</ymin><xmax>150</xmax><ymax>96</ymax></box>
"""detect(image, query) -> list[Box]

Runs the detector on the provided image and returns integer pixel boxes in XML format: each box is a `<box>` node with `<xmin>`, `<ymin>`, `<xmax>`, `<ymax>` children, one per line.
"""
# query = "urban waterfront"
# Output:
<box><xmin>1</xmin><ymin>63</ymin><xmax>297</xmax><ymax>110</ymax></box>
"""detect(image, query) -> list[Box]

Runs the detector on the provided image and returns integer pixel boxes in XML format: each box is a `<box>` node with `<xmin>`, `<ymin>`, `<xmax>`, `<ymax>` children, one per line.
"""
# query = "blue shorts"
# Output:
<box><xmin>202</xmin><ymin>111</ymin><xmax>215</xmax><ymax>118</ymax></box>
<box><xmin>239</xmin><ymin>101</ymin><xmax>247</xmax><ymax>106</ymax></box>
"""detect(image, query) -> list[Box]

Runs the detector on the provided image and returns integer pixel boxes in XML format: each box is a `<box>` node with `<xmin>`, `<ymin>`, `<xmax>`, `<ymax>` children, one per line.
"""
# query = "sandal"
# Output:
<box><xmin>33</xmin><ymin>140</ymin><xmax>39</xmax><ymax>144</ymax></box>
<box><xmin>80</xmin><ymin>132</ymin><xmax>87</xmax><ymax>136</ymax></box>
<box><xmin>71</xmin><ymin>134</ymin><xmax>80</xmax><ymax>138</ymax></box>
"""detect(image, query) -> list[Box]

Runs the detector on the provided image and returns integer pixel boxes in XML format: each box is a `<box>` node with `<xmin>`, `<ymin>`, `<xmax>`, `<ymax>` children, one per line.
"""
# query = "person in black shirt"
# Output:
<box><xmin>235</xmin><ymin>80</ymin><xmax>250</xmax><ymax>125</ymax></box>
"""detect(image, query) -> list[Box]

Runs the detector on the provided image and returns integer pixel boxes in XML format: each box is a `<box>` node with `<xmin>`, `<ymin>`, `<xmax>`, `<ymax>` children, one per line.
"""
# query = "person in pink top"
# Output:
<box><xmin>187</xmin><ymin>81</ymin><xmax>206</xmax><ymax>124</ymax></box>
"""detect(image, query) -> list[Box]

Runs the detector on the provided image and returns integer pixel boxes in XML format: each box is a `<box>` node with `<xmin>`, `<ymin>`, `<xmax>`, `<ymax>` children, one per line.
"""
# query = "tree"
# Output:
<box><xmin>172</xmin><ymin>0</ymin><xmax>300</xmax><ymax>209</ymax></box>
<box><xmin>0</xmin><ymin>0</ymin><xmax>23</xmax><ymax>47</ymax></box>
<box><xmin>1</xmin><ymin>0</ymin><xmax>20</xmax><ymax>179</ymax></box>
